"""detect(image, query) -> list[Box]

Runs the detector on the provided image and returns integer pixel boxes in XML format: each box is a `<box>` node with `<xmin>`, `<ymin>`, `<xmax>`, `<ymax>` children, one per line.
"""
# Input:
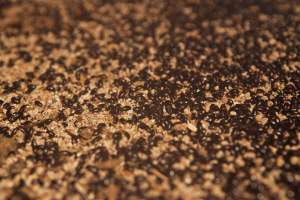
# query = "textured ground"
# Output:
<box><xmin>0</xmin><ymin>0</ymin><xmax>300</xmax><ymax>199</ymax></box>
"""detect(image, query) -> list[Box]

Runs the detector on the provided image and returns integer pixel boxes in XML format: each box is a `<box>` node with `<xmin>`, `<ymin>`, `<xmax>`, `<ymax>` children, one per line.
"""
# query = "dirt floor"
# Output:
<box><xmin>0</xmin><ymin>0</ymin><xmax>299</xmax><ymax>199</ymax></box>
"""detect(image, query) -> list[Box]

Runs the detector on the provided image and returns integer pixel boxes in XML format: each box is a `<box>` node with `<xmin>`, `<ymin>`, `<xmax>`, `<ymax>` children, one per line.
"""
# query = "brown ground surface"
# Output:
<box><xmin>0</xmin><ymin>0</ymin><xmax>300</xmax><ymax>199</ymax></box>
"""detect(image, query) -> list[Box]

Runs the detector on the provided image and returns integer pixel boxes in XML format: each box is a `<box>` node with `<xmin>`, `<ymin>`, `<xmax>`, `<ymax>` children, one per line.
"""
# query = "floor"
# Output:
<box><xmin>0</xmin><ymin>0</ymin><xmax>299</xmax><ymax>199</ymax></box>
